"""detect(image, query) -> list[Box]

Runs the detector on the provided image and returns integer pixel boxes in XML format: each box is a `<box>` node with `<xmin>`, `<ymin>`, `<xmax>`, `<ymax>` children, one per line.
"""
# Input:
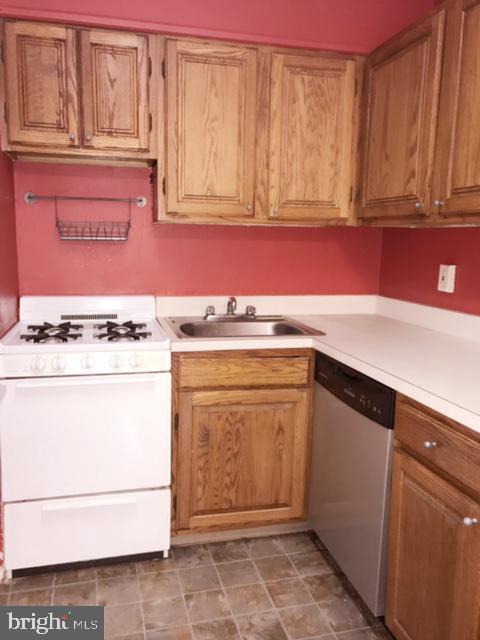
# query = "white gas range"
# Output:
<box><xmin>0</xmin><ymin>296</ymin><xmax>172</xmax><ymax>577</ymax></box>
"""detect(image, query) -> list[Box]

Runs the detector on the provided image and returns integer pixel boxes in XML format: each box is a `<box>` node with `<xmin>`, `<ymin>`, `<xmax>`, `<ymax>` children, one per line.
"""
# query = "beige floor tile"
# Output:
<box><xmin>236</xmin><ymin>611</ymin><xmax>288</xmax><ymax>640</ymax></box>
<box><xmin>97</xmin><ymin>562</ymin><xmax>137</xmax><ymax>579</ymax></box>
<box><xmin>137</xmin><ymin>557</ymin><xmax>176</xmax><ymax>574</ymax></box>
<box><xmin>265</xmin><ymin>578</ymin><xmax>313</xmax><ymax>608</ymax></box>
<box><xmin>185</xmin><ymin>589</ymin><xmax>231</xmax><ymax>623</ymax></box>
<box><xmin>290</xmin><ymin>551</ymin><xmax>333</xmax><ymax>577</ymax></box>
<box><xmin>143</xmin><ymin>597</ymin><xmax>188</xmax><ymax>631</ymax></box>
<box><xmin>104</xmin><ymin>602</ymin><xmax>144</xmax><ymax>638</ymax></box>
<box><xmin>279</xmin><ymin>604</ymin><xmax>331</xmax><ymax>639</ymax></box>
<box><xmin>53</xmin><ymin>580</ymin><xmax>97</xmax><ymax>605</ymax></box>
<box><xmin>225</xmin><ymin>583</ymin><xmax>271</xmax><ymax>615</ymax></box>
<box><xmin>191</xmin><ymin>618</ymin><xmax>239</xmax><ymax>640</ymax></box>
<box><xmin>254</xmin><ymin>556</ymin><xmax>297</xmax><ymax>581</ymax></box>
<box><xmin>139</xmin><ymin>571</ymin><xmax>181</xmax><ymax>601</ymax></box>
<box><xmin>11</xmin><ymin>573</ymin><xmax>54</xmax><ymax>592</ymax></box>
<box><xmin>278</xmin><ymin>532</ymin><xmax>318</xmax><ymax>555</ymax></box>
<box><xmin>178</xmin><ymin>566</ymin><xmax>220</xmax><ymax>594</ymax></box>
<box><xmin>97</xmin><ymin>576</ymin><xmax>140</xmax><ymax>606</ymax></box>
<box><xmin>318</xmin><ymin>597</ymin><xmax>371</xmax><ymax>633</ymax></box>
<box><xmin>244</xmin><ymin>537</ymin><xmax>283</xmax><ymax>559</ymax></box>
<box><xmin>147</xmin><ymin>627</ymin><xmax>192</xmax><ymax>640</ymax></box>
<box><xmin>55</xmin><ymin>568</ymin><xmax>97</xmax><ymax>585</ymax></box>
<box><xmin>208</xmin><ymin>541</ymin><xmax>249</xmax><ymax>563</ymax></box>
<box><xmin>9</xmin><ymin>589</ymin><xmax>52</xmax><ymax>605</ymax></box>
<box><xmin>174</xmin><ymin>545</ymin><xmax>213</xmax><ymax>569</ymax></box>
<box><xmin>303</xmin><ymin>574</ymin><xmax>348</xmax><ymax>602</ymax></box>
<box><xmin>216</xmin><ymin>560</ymin><xmax>259</xmax><ymax>588</ymax></box>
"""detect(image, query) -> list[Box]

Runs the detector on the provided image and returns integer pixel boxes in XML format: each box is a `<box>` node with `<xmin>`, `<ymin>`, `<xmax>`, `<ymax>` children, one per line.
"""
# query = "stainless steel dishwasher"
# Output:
<box><xmin>309</xmin><ymin>352</ymin><xmax>395</xmax><ymax>617</ymax></box>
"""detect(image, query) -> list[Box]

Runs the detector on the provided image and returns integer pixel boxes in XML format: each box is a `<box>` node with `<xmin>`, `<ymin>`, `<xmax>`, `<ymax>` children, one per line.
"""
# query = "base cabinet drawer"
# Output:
<box><xmin>4</xmin><ymin>489</ymin><xmax>170</xmax><ymax>571</ymax></box>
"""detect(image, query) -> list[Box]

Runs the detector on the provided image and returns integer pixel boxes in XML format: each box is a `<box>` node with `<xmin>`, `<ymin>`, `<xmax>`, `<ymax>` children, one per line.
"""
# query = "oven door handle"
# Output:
<box><xmin>42</xmin><ymin>495</ymin><xmax>138</xmax><ymax>513</ymax></box>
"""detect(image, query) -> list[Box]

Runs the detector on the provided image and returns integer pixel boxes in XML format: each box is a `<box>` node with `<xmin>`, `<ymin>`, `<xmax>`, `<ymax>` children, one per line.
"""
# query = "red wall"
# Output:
<box><xmin>0</xmin><ymin>149</ymin><xmax>18</xmax><ymax>336</ymax></box>
<box><xmin>380</xmin><ymin>228</ymin><xmax>480</xmax><ymax>316</ymax></box>
<box><xmin>14</xmin><ymin>164</ymin><xmax>383</xmax><ymax>296</ymax></box>
<box><xmin>0</xmin><ymin>0</ymin><xmax>433</xmax><ymax>54</ymax></box>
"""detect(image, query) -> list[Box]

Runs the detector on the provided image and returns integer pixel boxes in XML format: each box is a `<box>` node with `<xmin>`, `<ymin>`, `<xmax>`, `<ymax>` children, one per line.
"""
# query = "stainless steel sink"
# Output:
<box><xmin>165</xmin><ymin>316</ymin><xmax>324</xmax><ymax>339</ymax></box>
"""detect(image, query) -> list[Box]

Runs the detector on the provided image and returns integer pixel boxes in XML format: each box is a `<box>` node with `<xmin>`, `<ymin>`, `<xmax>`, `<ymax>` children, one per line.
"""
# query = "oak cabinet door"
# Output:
<box><xmin>165</xmin><ymin>39</ymin><xmax>257</xmax><ymax>218</ymax></box>
<box><xmin>386</xmin><ymin>450</ymin><xmax>480</xmax><ymax>640</ymax></box>
<box><xmin>268</xmin><ymin>53</ymin><xmax>356</xmax><ymax>221</ymax></box>
<box><xmin>3</xmin><ymin>21</ymin><xmax>79</xmax><ymax>148</ymax></box>
<box><xmin>177</xmin><ymin>388</ymin><xmax>310</xmax><ymax>530</ymax></box>
<box><xmin>359</xmin><ymin>11</ymin><xmax>445</xmax><ymax>221</ymax></box>
<box><xmin>432</xmin><ymin>0</ymin><xmax>480</xmax><ymax>218</ymax></box>
<box><xmin>80</xmin><ymin>30</ymin><xmax>150</xmax><ymax>152</ymax></box>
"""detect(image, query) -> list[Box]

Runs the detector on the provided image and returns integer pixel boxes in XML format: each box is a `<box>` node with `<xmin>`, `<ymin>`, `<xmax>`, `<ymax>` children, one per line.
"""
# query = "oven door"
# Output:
<box><xmin>0</xmin><ymin>373</ymin><xmax>171</xmax><ymax>502</ymax></box>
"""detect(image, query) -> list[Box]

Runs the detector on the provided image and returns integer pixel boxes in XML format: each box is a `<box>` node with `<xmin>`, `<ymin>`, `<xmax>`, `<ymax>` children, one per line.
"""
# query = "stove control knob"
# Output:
<box><xmin>110</xmin><ymin>355</ymin><xmax>123</xmax><ymax>369</ymax></box>
<box><xmin>81</xmin><ymin>355</ymin><xmax>95</xmax><ymax>370</ymax></box>
<box><xmin>31</xmin><ymin>356</ymin><xmax>46</xmax><ymax>372</ymax></box>
<box><xmin>129</xmin><ymin>354</ymin><xmax>143</xmax><ymax>368</ymax></box>
<box><xmin>52</xmin><ymin>356</ymin><xmax>66</xmax><ymax>372</ymax></box>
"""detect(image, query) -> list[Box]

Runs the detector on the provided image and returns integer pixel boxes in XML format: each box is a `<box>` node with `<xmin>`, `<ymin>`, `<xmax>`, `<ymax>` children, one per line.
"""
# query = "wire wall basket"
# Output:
<box><xmin>24</xmin><ymin>192</ymin><xmax>147</xmax><ymax>242</ymax></box>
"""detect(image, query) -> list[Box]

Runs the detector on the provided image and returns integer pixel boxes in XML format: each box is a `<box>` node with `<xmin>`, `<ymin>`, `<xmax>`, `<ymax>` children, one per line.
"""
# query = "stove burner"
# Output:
<box><xmin>20</xmin><ymin>322</ymin><xmax>83</xmax><ymax>344</ymax></box>
<box><xmin>94</xmin><ymin>321</ymin><xmax>152</xmax><ymax>342</ymax></box>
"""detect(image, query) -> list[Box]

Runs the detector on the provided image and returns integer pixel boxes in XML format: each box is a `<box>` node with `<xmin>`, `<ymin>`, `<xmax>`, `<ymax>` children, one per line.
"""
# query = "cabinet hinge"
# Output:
<box><xmin>149</xmin><ymin>113</ymin><xmax>153</xmax><ymax>132</ymax></box>
<box><xmin>174</xmin><ymin>412</ymin><xmax>179</xmax><ymax>431</ymax></box>
<box><xmin>0</xmin><ymin>44</ymin><xmax>4</xmax><ymax>65</ymax></box>
<box><xmin>148</xmin><ymin>57</ymin><xmax>152</xmax><ymax>78</ymax></box>
<box><xmin>173</xmin><ymin>494</ymin><xmax>177</xmax><ymax>512</ymax></box>
<box><xmin>349</xmin><ymin>186</ymin><xmax>353</xmax><ymax>204</ymax></box>
<box><xmin>162</xmin><ymin>177</ymin><xmax>166</xmax><ymax>196</ymax></box>
<box><xmin>161</xmin><ymin>59</ymin><xmax>166</xmax><ymax>78</ymax></box>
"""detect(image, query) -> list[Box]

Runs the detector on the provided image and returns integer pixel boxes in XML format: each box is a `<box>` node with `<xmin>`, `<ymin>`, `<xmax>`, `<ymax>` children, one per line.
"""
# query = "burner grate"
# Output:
<box><xmin>94</xmin><ymin>321</ymin><xmax>151</xmax><ymax>342</ymax></box>
<box><xmin>20</xmin><ymin>322</ymin><xmax>83</xmax><ymax>344</ymax></box>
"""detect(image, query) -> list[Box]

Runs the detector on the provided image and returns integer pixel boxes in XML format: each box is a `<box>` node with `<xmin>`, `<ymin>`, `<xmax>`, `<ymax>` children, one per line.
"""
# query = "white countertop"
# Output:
<box><xmin>158</xmin><ymin>297</ymin><xmax>480</xmax><ymax>435</ymax></box>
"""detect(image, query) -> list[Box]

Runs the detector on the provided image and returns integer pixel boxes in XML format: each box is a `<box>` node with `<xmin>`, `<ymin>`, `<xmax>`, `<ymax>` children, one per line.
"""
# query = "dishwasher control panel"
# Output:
<box><xmin>315</xmin><ymin>352</ymin><xmax>395</xmax><ymax>429</ymax></box>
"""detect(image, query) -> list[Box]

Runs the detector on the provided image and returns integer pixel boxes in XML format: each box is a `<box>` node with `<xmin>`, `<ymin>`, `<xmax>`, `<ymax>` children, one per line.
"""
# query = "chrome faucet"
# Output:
<box><xmin>226</xmin><ymin>296</ymin><xmax>237</xmax><ymax>316</ymax></box>
<box><xmin>203</xmin><ymin>305</ymin><xmax>216</xmax><ymax>319</ymax></box>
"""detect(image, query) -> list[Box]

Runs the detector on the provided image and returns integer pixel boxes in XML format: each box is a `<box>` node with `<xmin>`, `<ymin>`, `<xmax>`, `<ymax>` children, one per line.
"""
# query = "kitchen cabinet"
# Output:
<box><xmin>172</xmin><ymin>350</ymin><xmax>313</xmax><ymax>532</ymax></box>
<box><xmin>164</xmin><ymin>39</ymin><xmax>257</xmax><ymax>219</ymax></box>
<box><xmin>386</xmin><ymin>396</ymin><xmax>480</xmax><ymax>640</ymax></box>
<box><xmin>159</xmin><ymin>39</ymin><xmax>360</xmax><ymax>225</ymax></box>
<box><xmin>358</xmin><ymin>10</ymin><xmax>445</xmax><ymax>222</ymax></box>
<box><xmin>432</xmin><ymin>0</ymin><xmax>480</xmax><ymax>221</ymax></box>
<box><xmin>268</xmin><ymin>53</ymin><xmax>357</xmax><ymax>222</ymax></box>
<box><xmin>1</xmin><ymin>20</ymin><xmax>157</xmax><ymax>163</ymax></box>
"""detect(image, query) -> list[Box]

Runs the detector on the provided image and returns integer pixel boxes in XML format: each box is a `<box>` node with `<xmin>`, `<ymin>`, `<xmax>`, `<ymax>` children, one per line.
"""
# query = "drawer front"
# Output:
<box><xmin>178</xmin><ymin>353</ymin><xmax>311</xmax><ymax>388</ymax></box>
<box><xmin>396</xmin><ymin>397</ymin><xmax>480</xmax><ymax>497</ymax></box>
<box><xmin>4</xmin><ymin>489</ymin><xmax>170</xmax><ymax>570</ymax></box>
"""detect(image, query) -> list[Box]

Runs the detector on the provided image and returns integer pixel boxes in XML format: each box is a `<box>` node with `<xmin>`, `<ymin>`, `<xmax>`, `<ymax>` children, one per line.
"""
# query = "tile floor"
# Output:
<box><xmin>2</xmin><ymin>532</ymin><xmax>394</xmax><ymax>640</ymax></box>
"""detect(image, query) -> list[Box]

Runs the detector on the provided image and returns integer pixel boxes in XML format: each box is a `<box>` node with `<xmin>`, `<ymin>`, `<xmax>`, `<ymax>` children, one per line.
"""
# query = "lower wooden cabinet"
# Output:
<box><xmin>386</xmin><ymin>397</ymin><xmax>480</xmax><ymax>640</ymax></box>
<box><xmin>172</xmin><ymin>350</ymin><xmax>313</xmax><ymax>532</ymax></box>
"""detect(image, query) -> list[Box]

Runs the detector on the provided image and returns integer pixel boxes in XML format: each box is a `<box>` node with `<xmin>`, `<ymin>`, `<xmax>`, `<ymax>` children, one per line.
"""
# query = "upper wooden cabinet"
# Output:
<box><xmin>164</xmin><ymin>39</ymin><xmax>257</xmax><ymax>219</ymax></box>
<box><xmin>3</xmin><ymin>21</ymin><xmax>79</xmax><ymax>149</ymax></box>
<box><xmin>80</xmin><ymin>30</ymin><xmax>151</xmax><ymax>153</ymax></box>
<box><xmin>432</xmin><ymin>0</ymin><xmax>480</xmax><ymax>220</ymax></box>
<box><xmin>358</xmin><ymin>10</ymin><xmax>445</xmax><ymax>221</ymax></box>
<box><xmin>1</xmin><ymin>21</ymin><xmax>157</xmax><ymax>163</ymax></box>
<box><xmin>268</xmin><ymin>53</ymin><xmax>357</xmax><ymax>222</ymax></box>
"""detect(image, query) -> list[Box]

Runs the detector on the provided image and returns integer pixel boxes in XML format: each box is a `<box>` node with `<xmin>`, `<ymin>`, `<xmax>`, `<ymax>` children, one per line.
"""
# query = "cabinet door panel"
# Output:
<box><xmin>269</xmin><ymin>54</ymin><xmax>356</xmax><ymax>221</ymax></box>
<box><xmin>80</xmin><ymin>30</ymin><xmax>150</xmax><ymax>151</ymax></box>
<box><xmin>359</xmin><ymin>11</ymin><xmax>445</xmax><ymax>220</ymax></box>
<box><xmin>433</xmin><ymin>0</ymin><xmax>480</xmax><ymax>218</ymax></box>
<box><xmin>4</xmin><ymin>21</ymin><xmax>79</xmax><ymax>148</ymax></box>
<box><xmin>166</xmin><ymin>40</ymin><xmax>256</xmax><ymax>217</ymax></box>
<box><xmin>386</xmin><ymin>450</ymin><xmax>480</xmax><ymax>640</ymax></box>
<box><xmin>177</xmin><ymin>388</ymin><xmax>310</xmax><ymax>530</ymax></box>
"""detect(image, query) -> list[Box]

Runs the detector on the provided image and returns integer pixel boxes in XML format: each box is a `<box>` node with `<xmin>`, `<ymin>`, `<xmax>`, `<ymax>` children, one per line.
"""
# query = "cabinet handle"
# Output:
<box><xmin>423</xmin><ymin>440</ymin><xmax>437</xmax><ymax>449</ymax></box>
<box><xmin>463</xmin><ymin>517</ymin><xmax>478</xmax><ymax>527</ymax></box>
<box><xmin>85</xmin><ymin>134</ymin><xmax>92</xmax><ymax>142</ymax></box>
<box><xmin>68</xmin><ymin>133</ymin><xmax>76</xmax><ymax>142</ymax></box>
<box><xmin>433</xmin><ymin>199</ymin><xmax>445</xmax><ymax>206</ymax></box>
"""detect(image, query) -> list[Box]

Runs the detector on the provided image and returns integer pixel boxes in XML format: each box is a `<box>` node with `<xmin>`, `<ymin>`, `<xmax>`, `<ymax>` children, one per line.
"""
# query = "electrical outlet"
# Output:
<box><xmin>437</xmin><ymin>264</ymin><xmax>456</xmax><ymax>293</ymax></box>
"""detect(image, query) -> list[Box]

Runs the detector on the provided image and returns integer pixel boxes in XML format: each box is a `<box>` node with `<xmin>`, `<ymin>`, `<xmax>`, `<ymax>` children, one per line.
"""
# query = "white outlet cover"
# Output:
<box><xmin>437</xmin><ymin>264</ymin><xmax>456</xmax><ymax>293</ymax></box>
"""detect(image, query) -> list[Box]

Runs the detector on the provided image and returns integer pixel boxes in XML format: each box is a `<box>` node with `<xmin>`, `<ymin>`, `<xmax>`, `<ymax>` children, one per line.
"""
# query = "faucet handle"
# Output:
<box><xmin>245</xmin><ymin>305</ymin><xmax>256</xmax><ymax>317</ymax></box>
<box><xmin>227</xmin><ymin>296</ymin><xmax>237</xmax><ymax>315</ymax></box>
<box><xmin>204</xmin><ymin>305</ymin><xmax>215</xmax><ymax>319</ymax></box>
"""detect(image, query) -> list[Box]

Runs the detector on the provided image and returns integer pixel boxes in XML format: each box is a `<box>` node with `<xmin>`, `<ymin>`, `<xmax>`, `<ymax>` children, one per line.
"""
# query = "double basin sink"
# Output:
<box><xmin>165</xmin><ymin>315</ymin><xmax>324</xmax><ymax>339</ymax></box>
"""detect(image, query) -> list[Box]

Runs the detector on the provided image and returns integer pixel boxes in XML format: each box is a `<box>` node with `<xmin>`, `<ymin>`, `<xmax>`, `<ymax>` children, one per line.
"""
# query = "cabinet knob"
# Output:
<box><xmin>272</xmin><ymin>207</ymin><xmax>280</xmax><ymax>216</ymax></box>
<box><xmin>68</xmin><ymin>133</ymin><xmax>76</xmax><ymax>142</ymax></box>
<box><xmin>463</xmin><ymin>517</ymin><xmax>478</xmax><ymax>527</ymax></box>
<box><xmin>415</xmin><ymin>202</ymin><xmax>424</xmax><ymax>209</ymax></box>
<box><xmin>423</xmin><ymin>440</ymin><xmax>437</xmax><ymax>449</ymax></box>
<box><xmin>85</xmin><ymin>134</ymin><xmax>92</xmax><ymax>142</ymax></box>
<box><xmin>434</xmin><ymin>199</ymin><xmax>445</xmax><ymax>206</ymax></box>
<box><xmin>246</xmin><ymin>204</ymin><xmax>253</xmax><ymax>212</ymax></box>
